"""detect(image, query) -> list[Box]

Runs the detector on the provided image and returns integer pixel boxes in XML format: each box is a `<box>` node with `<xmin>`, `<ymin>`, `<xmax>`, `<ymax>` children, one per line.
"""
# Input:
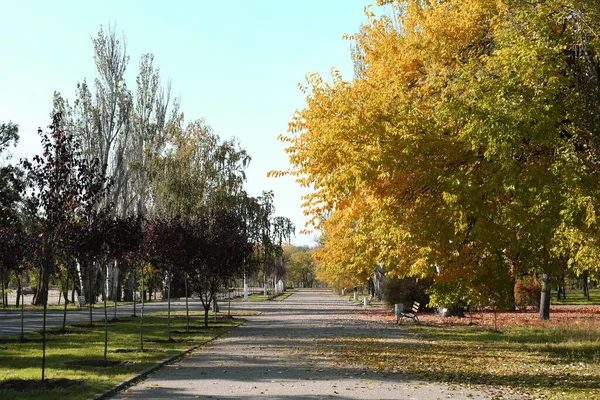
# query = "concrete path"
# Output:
<box><xmin>107</xmin><ymin>290</ymin><xmax>520</xmax><ymax>400</ymax></box>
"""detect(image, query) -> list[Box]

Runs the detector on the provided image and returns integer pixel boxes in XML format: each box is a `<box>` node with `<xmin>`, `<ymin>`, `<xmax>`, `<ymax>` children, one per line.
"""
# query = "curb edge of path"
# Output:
<box><xmin>86</xmin><ymin>324</ymin><xmax>240</xmax><ymax>400</ymax></box>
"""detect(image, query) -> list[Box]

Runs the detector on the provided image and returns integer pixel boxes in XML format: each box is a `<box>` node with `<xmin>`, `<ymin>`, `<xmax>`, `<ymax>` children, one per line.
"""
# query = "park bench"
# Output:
<box><xmin>397</xmin><ymin>301</ymin><xmax>420</xmax><ymax>325</ymax></box>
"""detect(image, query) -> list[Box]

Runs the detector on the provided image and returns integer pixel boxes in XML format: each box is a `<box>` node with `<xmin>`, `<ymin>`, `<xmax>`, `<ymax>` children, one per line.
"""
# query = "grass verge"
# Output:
<box><xmin>148</xmin><ymin>310</ymin><xmax>262</xmax><ymax>317</ymax></box>
<box><xmin>231</xmin><ymin>289</ymin><xmax>297</xmax><ymax>302</ymax></box>
<box><xmin>552</xmin><ymin>289</ymin><xmax>600</xmax><ymax>306</ymax></box>
<box><xmin>0</xmin><ymin>315</ymin><xmax>241</xmax><ymax>400</ymax></box>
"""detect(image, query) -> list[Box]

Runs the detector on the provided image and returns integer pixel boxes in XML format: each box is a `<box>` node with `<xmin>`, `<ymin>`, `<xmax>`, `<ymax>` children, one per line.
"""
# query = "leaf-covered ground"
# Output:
<box><xmin>314</xmin><ymin>305</ymin><xmax>600</xmax><ymax>399</ymax></box>
<box><xmin>370</xmin><ymin>305</ymin><xmax>600</xmax><ymax>330</ymax></box>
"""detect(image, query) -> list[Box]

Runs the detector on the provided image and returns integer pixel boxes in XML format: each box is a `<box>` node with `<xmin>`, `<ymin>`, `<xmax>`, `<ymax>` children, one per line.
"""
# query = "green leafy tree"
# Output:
<box><xmin>0</xmin><ymin>121</ymin><xmax>25</xmax><ymax>309</ymax></box>
<box><xmin>283</xmin><ymin>245</ymin><xmax>317</xmax><ymax>288</ymax></box>
<box><xmin>251</xmin><ymin>191</ymin><xmax>295</xmax><ymax>295</ymax></box>
<box><xmin>151</xmin><ymin>118</ymin><xmax>250</xmax><ymax>217</ymax></box>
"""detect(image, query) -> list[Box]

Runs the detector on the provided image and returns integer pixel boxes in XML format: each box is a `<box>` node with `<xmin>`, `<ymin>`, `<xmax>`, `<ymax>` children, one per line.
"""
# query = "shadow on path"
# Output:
<box><xmin>106</xmin><ymin>290</ymin><xmax>523</xmax><ymax>400</ymax></box>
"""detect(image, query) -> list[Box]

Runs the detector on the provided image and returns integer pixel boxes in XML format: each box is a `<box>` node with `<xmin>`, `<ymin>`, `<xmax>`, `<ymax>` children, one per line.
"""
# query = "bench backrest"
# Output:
<box><xmin>412</xmin><ymin>301</ymin><xmax>420</xmax><ymax>313</ymax></box>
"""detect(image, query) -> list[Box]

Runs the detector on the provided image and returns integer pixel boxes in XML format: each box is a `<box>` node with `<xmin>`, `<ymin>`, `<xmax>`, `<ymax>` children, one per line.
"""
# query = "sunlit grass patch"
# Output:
<box><xmin>148</xmin><ymin>309</ymin><xmax>262</xmax><ymax>317</ymax></box>
<box><xmin>552</xmin><ymin>289</ymin><xmax>600</xmax><ymax>306</ymax></box>
<box><xmin>231</xmin><ymin>289</ymin><xmax>296</xmax><ymax>302</ymax></box>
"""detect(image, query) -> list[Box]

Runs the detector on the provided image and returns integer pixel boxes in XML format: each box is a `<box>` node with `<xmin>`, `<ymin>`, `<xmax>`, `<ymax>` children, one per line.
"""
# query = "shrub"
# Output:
<box><xmin>515</xmin><ymin>276</ymin><xmax>541</xmax><ymax>310</ymax></box>
<box><xmin>383</xmin><ymin>277</ymin><xmax>432</xmax><ymax>309</ymax></box>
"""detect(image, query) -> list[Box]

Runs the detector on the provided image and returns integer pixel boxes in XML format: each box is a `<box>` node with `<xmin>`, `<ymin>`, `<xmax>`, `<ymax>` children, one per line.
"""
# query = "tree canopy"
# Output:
<box><xmin>276</xmin><ymin>0</ymin><xmax>600</xmax><ymax>316</ymax></box>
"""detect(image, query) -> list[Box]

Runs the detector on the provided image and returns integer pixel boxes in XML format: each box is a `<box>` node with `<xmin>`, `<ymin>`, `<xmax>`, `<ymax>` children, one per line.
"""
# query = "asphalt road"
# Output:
<box><xmin>0</xmin><ymin>295</ymin><xmax>218</xmax><ymax>337</ymax></box>
<box><xmin>0</xmin><ymin>288</ymin><xmax>257</xmax><ymax>337</ymax></box>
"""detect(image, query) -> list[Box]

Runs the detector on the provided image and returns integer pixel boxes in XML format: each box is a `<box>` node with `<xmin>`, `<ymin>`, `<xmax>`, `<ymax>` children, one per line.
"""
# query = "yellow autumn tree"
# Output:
<box><xmin>274</xmin><ymin>0</ymin><xmax>600</xmax><ymax>318</ymax></box>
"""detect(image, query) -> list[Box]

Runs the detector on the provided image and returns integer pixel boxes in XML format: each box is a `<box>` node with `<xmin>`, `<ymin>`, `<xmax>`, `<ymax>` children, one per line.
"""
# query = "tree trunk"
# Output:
<box><xmin>113</xmin><ymin>266</ymin><xmax>118</xmax><ymax>320</ymax></box>
<box><xmin>63</xmin><ymin>279</ymin><xmax>69</xmax><ymax>305</ymax></box>
<box><xmin>20</xmin><ymin>272</ymin><xmax>24</xmax><ymax>340</ymax></box>
<box><xmin>103</xmin><ymin>263</ymin><xmax>108</xmax><ymax>362</ymax></box>
<box><xmin>132</xmin><ymin>261</ymin><xmax>137</xmax><ymax>317</ymax></box>
<box><xmin>1</xmin><ymin>269</ymin><xmax>5</xmax><ymax>310</ymax></box>
<box><xmin>41</xmin><ymin>256</ymin><xmax>50</xmax><ymax>382</ymax></box>
<box><xmin>34</xmin><ymin>282</ymin><xmax>48</xmax><ymax>306</ymax></box>
<box><xmin>3</xmin><ymin>271</ymin><xmax>9</xmax><ymax>309</ymax></box>
<box><xmin>41</xmin><ymin>286</ymin><xmax>48</xmax><ymax>381</ymax></box>
<box><xmin>204</xmin><ymin>305</ymin><xmax>210</xmax><ymax>328</ymax></box>
<box><xmin>124</xmin><ymin>264</ymin><xmax>134</xmax><ymax>302</ymax></box>
<box><xmin>108</xmin><ymin>260</ymin><xmax>119</xmax><ymax>301</ymax></box>
<box><xmin>15</xmin><ymin>273</ymin><xmax>21</xmax><ymax>308</ymax></box>
<box><xmin>263</xmin><ymin>271</ymin><xmax>267</xmax><ymax>296</ymax></box>
<box><xmin>185</xmin><ymin>273</ymin><xmax>189</xmax><ymax>333</ymax></box>
<box><xmin>75</xmin><ymin>258</ymin><xmax>84</xmax><ymax>301</ymax></box>
<box><xmin>556</xmin><ymin>273</ymin><xmax>565</xmax><ymax>301</ymax></box>
<box><xmin>539</xmin><ymin>273</ymin><xmax>551</xmax><ymax>320</ymax></box>
<box><xmin>228</xmin><ymin>279</ymin><xmax>232</xmax><ymax>317</ymax></box>
<box><xmin>62</xmin><ymin>275</ymin><xmax>69</xmax><ymax>330</ymax></box>
<box><xmin>107</xmin><ymin>260</ymin><xmax>114</xmax><ymax>300</ymax></box>
<box><xmin>139</xmin><ymin>267</ymin><xmax>144</xmax><ymax>351</ymax></box>
<box><xmin>507</xmin><ymin>277</ymin><xmax>516</xmax><ymax>311</ymax></box>
<box><xmin>213</xmin><ymin>294</ymin><xmax>218</xmax><ymax>323</ymax></box>
<box><xmin>167</xmin><ymin>270</ymin><xmax>171</xmax><ymax>342</ymax></box>
<box><xmin>106</xmin><ymin>260</ymin><xmax>120</xmax><ymax>301</ymax></box>
<box><xmin>88</xmin><ymin>260</ymin><xmax>94</xmax><ymax>326</ymax></box>
<box><xmin>213</xmin><ymin>295</ymin><xmax>219</xmax><ymax>312</ymax></box>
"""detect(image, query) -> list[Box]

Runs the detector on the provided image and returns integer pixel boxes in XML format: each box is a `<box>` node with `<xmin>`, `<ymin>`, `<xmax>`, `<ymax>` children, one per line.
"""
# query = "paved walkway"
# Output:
<box><xmin>108</xmin><ymin>290</ymin><xmax>520</xmax><ymax>400</ymax></box>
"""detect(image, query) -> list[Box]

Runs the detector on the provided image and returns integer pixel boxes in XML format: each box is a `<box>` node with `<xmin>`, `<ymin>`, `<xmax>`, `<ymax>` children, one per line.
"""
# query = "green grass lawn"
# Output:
<box><xmin>0</xmin><ymin>315</ymin><xmax>241</xmax><ymax>400</ymax></box>
<box><xmin>148</xmin><ymin>309</ymin><xmax>262</xmax><ymax>317</ymax></box>
<box><xmin>552</xmin><ymin>288</ymin><xmax>600</xmax><ymax>306</ymax></box>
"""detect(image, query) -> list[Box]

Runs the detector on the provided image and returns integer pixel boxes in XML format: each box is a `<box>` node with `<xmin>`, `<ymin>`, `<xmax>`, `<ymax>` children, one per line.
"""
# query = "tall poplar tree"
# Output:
<box><xmin>54</xmin><ymin>25</ymin><xmax>179</xmax><ymax>302</ymax></box>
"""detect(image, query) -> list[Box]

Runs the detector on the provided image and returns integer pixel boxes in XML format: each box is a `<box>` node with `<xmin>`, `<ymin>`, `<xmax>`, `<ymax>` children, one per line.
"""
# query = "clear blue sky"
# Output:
<box><xmin>0</xmin><ymin>0</ymin><xmax>374</xmax><ymax>246</ymax></box>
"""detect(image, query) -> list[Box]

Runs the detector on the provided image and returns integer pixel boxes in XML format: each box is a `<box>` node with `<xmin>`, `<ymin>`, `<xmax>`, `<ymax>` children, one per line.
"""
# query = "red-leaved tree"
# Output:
<box><xmin>191</xmin><ymin>209</ymin><xmax>252</xmax><ymax>327</ymax></box>
<box><xmin>22</xmin><ymin>112</ymin><xmax>108</xmax><ymax>381</ymax></box>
